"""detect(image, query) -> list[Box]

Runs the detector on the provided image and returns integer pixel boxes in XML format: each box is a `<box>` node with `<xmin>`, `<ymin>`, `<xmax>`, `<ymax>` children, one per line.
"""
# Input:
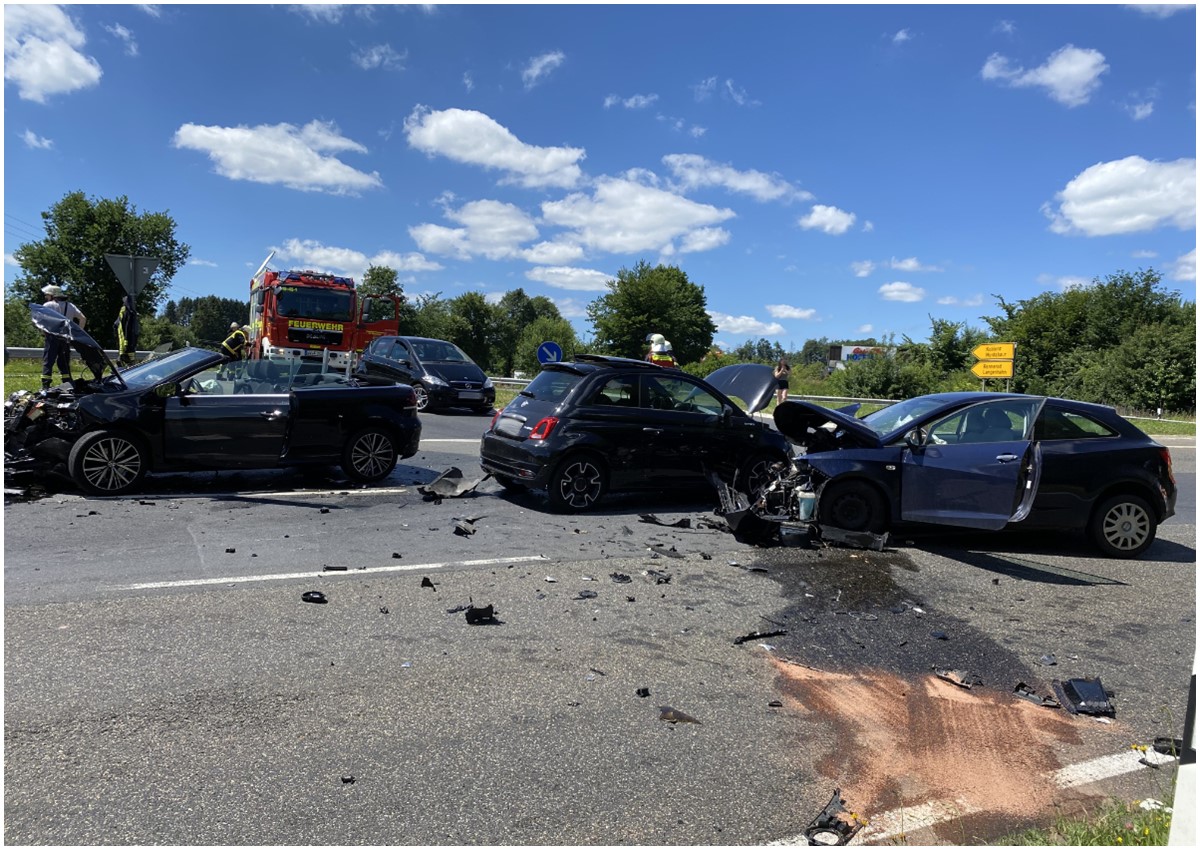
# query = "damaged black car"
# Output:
<box><xmin>726</xmin><ymin>392</ymin><xmax>1176</xmax><ymax>558</ymax></box>
<box><xmin>5</xmin><ymin>304</ymin><xmax>422</xmax><ymax>496</ymax></box>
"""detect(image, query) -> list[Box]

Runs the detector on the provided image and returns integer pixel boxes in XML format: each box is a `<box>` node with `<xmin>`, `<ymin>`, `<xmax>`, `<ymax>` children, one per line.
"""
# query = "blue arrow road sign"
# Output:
<box><xmin>537</xmin><ymin>341</ymin><xmax>563</xmax><ymax>364</ymax></box>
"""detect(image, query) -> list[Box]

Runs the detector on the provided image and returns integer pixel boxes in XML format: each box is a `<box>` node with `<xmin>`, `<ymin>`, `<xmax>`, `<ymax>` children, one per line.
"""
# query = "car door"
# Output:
<box><xmin>162</xmin><ymin>388</ymin><xmax>291</xmax><ymax>468</ymax></box>
<box><xmin>573</xmin><ymin>374</ymin><xmax>660</xmax><ymax>489</ymax></box>
<box><xmin>899</xmin><ymin>398</ymin><xmax>1045</xmax><ymax>529</ymax></box>
<box><xmin>365</xmin><ymin>339</ymin><xmax>418</xmax><ymax>384</ymax></box>
<box><xmin>637</xmin><ymin>373</ymin><xmax>730</xmax><ymax>485</ymax></box>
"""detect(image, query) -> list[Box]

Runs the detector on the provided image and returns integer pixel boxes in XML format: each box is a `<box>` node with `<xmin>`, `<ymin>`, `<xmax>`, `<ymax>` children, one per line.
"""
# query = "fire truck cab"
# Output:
<box><xmin>247</xmin><ymin>269</ymin><xmax>399</xmax><ymax>372</ymax></box>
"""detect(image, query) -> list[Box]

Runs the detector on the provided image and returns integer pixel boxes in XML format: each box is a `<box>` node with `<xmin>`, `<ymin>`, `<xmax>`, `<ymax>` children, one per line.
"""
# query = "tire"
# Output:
<box><xmin>341</xmin><ymin>426</ymin><xmax>398</xmax><ymax>483</ymax></box>
<box><xmin>68</xmin><ymin>430</ymin><xmax>148</xmax><ymax>496</ymax></box>
<box><xmin>818</xmin><ymin>479</ymin><xmax>886</xmax><ymax>533</ymax></box>
<box><xmin>1088</xmin><ymin>493</ymin><xmax>1157</xmax><ymax>558</ymax></box>
<box><xmin>547</xmin><ymin>454</ymin><xmax>608</xmax><ymax>513</ymax></box>
<box><xmin>735</xmin><ymin>452</ymin><xmax>783</xmax><ymax>500</ymax></box>
<box><xmin>412</xmin><ymin>384</ymin><xmax>430</xmax><ymax>412</ymax></box>
<box><xmin>494</xmin><ymin>474</ymin><xmax>527</xmax><ymax>492</ymax></box>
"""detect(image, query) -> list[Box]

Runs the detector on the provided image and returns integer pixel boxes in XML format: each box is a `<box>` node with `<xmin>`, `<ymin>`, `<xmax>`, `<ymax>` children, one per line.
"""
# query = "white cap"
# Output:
<box><xmin>229</xmin><ymin>322</ymin><xmax>240</xmax><ymax>331</ymax></box>
<box><xmin>42</xmin><ymin>284</ymin><xmax>64</xmax><ymax>297</ymax></box>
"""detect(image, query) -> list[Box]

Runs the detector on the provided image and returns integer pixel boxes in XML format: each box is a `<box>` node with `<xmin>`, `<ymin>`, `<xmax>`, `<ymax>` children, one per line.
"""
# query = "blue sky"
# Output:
<box><xmin>3</xmin><ymin>3</ymin><xmax>1196</xmax><ymax>351</ymax></box>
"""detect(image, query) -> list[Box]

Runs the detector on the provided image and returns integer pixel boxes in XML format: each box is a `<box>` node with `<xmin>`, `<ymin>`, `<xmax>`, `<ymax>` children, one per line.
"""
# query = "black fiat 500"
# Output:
<box><xmin>356</xmin><ymin>335</ymin><xmax>494</xmax><ymax>413</ymax></box>
<box><xmin>479</xmin><ymin>355</ymin><xmax>793</xmax><ymax>511</ymax></box>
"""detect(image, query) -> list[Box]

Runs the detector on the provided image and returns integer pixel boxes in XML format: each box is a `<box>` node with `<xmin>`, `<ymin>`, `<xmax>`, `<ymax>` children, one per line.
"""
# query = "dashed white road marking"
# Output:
<box><xmin>120</xmin><ymin>555</ymin><xmax>548</xmax><ymax>591</ymax></box>
<box><xmin>768</xmin><ymin>748</ymin><xmax>1177</xmax><ymax>846</ymax></box>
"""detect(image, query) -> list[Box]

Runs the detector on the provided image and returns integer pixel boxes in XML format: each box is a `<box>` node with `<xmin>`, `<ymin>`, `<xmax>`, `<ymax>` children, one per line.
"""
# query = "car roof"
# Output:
<box><xmin>543</xmin><ymin>354</ymin><xmax>672</xmax><ymax>376</ymax></box>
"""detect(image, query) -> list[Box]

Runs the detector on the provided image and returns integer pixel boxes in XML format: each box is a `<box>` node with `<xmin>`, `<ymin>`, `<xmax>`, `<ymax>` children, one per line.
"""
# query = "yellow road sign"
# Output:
<box><xmin>971</xmin><ymin>360</ymin><xmax>1014</xmax><ymax>379</ymax></box>
<box><xmin>972</xmin><ymin>342</ymin><xmax>1015</xmax><ymax>361</ymax></box>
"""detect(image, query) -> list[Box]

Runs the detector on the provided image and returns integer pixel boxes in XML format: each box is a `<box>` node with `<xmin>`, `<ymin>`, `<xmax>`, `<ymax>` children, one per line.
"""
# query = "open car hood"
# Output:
<box><xmin>704</xmin><ymin>363</ymin><xmax>777</xmax><ymax>414</ymax></box>
<box><xmin>773</xmin><ymin>400</ymin><xmax>883</xmax><ymax>449</ymax></box>
<box><xmin>29</xmin><ymin>303</ymin><xmax>120</xmax><ymax>384</ymax></box>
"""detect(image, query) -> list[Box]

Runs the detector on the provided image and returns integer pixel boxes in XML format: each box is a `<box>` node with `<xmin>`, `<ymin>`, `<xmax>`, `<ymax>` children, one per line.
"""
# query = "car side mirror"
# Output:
<box><xmin>721</xmin><ymin>404</ymin><xmax>733</xmax><ymax>425</ymax></box>
<box><xmin>155</xmin><ymin>382</ymin><xmax>177</xmax><ymax>398</ymax></box>
<box><xmin>905</xmin><ymin>427</ymin><xmax>928</xmax><ymax>448</ymax></box>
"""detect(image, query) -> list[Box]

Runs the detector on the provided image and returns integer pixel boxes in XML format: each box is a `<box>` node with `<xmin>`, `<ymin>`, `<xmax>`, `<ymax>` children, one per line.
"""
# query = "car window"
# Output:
<box><xmin>411</xmin><ymin>340</ymin><xmax>470</xmax><ymax>363</ymax></box>
<box><xmin>388</xmin><ymin>341</ymin><xmax>410</xmax><ymax>362</ymax></box>
<box><xmin>925</xmin><ymin>399</ymin><xmax>1040</xmax><ymax>444</ymax></box>
<box><xmin>1035</xmin><ymin>407</ymin><xmax>1117</xmax><ymax>440</ymax></box>
<box><xmin>590</xmin><ymin>376</ymin><xmax>638</xmax><ymax>407</ymax></box>
<box><xmin>641</xmin><ymin>375</ymin><xmax>722</xmax><ymax>415</ymax></box>
<box><xmin>522</xmin><ymin>370</ymin><xmax>581</xmax><ymax>402</ymax></box>
<box><xmin>368</xmin><ymin>337</ymin><xmax>391</xmax><ymax>355</ymax></box>
<box><xmin>862</xmin><ymin>396</ymin><xmax>953</xmax><ymax>435</ymax></box>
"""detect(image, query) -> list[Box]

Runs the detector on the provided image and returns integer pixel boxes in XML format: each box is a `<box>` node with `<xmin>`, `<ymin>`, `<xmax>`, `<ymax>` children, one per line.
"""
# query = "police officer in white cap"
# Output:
<box><xmin>39</xmin><ymin>284</ymin><xmax>87</xmax><ymax>390</ymax></box>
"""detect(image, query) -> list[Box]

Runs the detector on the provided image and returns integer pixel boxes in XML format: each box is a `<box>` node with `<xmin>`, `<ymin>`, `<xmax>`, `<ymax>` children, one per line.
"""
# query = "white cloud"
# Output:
<box><xmin>678</xmin><ymin>227</ymin><xmax>731</xmax><ymax>254</ymax></box>
<box><xmin>1043</xmin><ymin>155</ymin><xmax>1196</xmax><ymax>236</ymax></box>
<box><xmin>1171</xmin><ymin>248</ymin><xmax>1196</xmax><ymax>282</ymax></box>
<box><xmin>861</xmin><ymin>220</ymin><xmax>874</xmax><ymax>233</ymax></box>
<box><xmin>709</xmin><ymin>311</ymin><xmax>785</xmax><ymax>336</ymax></box>
<box><xmin>5</xmin><ymin>253</ymin><xmax>20</xmax><ymax>267</ymax></box>
<box><xmin>689</xmin><ymin>125</ymin><xmax>707</xmax><ymax>138</ymax></box>
<box><xmin>463</xmin><ymin>71</ymin><xmax>474</xmax><ymax>92</ymax></box>
<box><xmin>522</xmin><ymin>50</ymin><xmax>564</xmax><ymax>89</ymax></box>
<box><xmin>851</xmin><ymin>260</ymin><xmax>876</xmax><ymax>277</ymax></box>
<box><xmin>889</xmin><ymin>256</ymin><xmax>942</xmax><ymax>272</ymax></box>
<box><xmin>352</xmin><ymin>44</ymin><xmax>406</xmax><ymax>71</ymax></box>
<box><xmin>21</xmin><ymin>129</ymin><xmax>53</xmax><ymax>149</ymax></box>
<box><xmin>404</xmin><ymin>106</ymin><xmax>585</xmax><ymax>190</ymax></box>
<box><xmin>995</xmin><ymin>20</ymin><xmax>1017</xmax><ymax>35</ymax></box>
<box><xmin>4</xmin><ymin>4</ymin><xmax>103</xmax><ymax>103</ymax></box>
<box><xmin>936</xmin><ymin>294</ymin><xmax>984</xmax><ymax>307</ymax></box>
<box><xmin>766</xmin><ymin>304</ymin><xmax>817</xmax><ymax>320</ymax></box>
<box><xmin>552</xmin><ymin>297</ymin><xmax>589</xmax><ymax>319</ymax></box>
<box><xmin>105</xmin><ymin>23</ymin><xmax>138</xmax><ymax>57</ymax></box>
<box><xmin>879</xmin><ymin>282</ymin><xmax>926</xmax><ymax>302</ymax></box>
<box><xmin>1057</xmin><ymin>276</ymin><xmax>1091</xmax><ymax>291</ymax></box>
<box><xmin>187</xmin><ymin>258</ymin><xmax>218</xmax><ymax>268</ymax></box>
<box><xmin>173</xmin><ymin>119</ymin><xmax>383</xmax><ymax>195</ymax></box>
<box><xmin>693</xmin><ymin>76</ymin><xmax>717</xmax><ymax>101</ymax></box>
<box><xmin>982</xmin><ymin>45</ymin><xmax>1108</xmax><ymax>107</ymax></box>
<box><xmin>524</xmin><ymin>266</ymin><xmax>612</xmax><ymax>292</ymax></box>
<box><xmin>409</xmin><ymin>199</ymin><xmax>539</xmax><ymax>261</ymax></box>
<box><xmin>798</xmin><ymin>204</ymin><xmax>856</xmax><ymax>235</ymax></box>
<box><xmin>663</xmin><ymin>153</ymin><xmax>811</xmax><ymax>203</ymax></box>
<box><xmin>522</xmin><ymin>239</ymin><xmax>585</xmax><ymax>266</ymax></box>
<box><xmin>1127</xmin><ymin>101</ymin><xmax>1154</xmax><ymax>120</ymax></box>
<box><xmin>857</xmin><ymin>324</ymin><xmax>874</xmax><ymax>334</ymax></box>
<box><xmin>724</xmin><ymin>79</ymin><xmax>755</xmax><ymax>106</ymax></box>
<box><xmin>892</xmin><ymin>29</ymin><xmax>911</xmax><ymax>44</ymax></box>
<box><xmin>290</xmin><ymin>5</ymin><xmax>345</xmax><ymax>24</ymax></box>
<box><xmin>273</xmin><ymin>238</ymin><xmax>439</xmax><ymax>280</ymax></box>
<box><xmin>1132</xmin><ymin>249</ymin><xmax>1158</xmax><ymax>258</ymax></box>
<box><xmin>541</xmin><ymin>175</ymin><xmax>735</xmax><ymax>255</ymax></box>
<box><xmin>604</xmin><ymin>93</ymin><xmax>658</xmax><ymax>109</ymax></box>
<box><xmin>1126</xmin><ymin>4</ymin><xmax>1190</xmax><ymax>17</ymax></box>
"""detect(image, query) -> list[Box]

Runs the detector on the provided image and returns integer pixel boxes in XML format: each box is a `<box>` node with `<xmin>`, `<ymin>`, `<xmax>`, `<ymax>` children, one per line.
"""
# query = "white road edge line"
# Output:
<box><xmin>120</xmin><ymin>555</ymin><xmax>549</xmax><ymax>591</ymax></box>
<box><xmin>768</xmin><ymin>748</ymin><xmax>1177</xmax><ymax>846</ymax></box>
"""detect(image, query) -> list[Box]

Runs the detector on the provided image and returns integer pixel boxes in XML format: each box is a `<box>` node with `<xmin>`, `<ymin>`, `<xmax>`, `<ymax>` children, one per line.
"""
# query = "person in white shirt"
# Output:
<box><xmin>39</xmin><ymin>284</ymin><xmax>87</xmax><ymax>390</ymax></box>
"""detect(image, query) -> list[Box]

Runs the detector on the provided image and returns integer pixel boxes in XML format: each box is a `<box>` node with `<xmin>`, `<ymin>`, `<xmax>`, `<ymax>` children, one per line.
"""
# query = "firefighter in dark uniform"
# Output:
<box><xmin>219</xmin><ymin>322</ymin><xmax>248</xmax><ymax>380</ymax></box>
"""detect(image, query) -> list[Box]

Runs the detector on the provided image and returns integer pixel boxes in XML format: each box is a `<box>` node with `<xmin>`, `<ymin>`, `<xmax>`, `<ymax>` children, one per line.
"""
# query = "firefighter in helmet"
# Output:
<box><xmin>645</xmin><ymin>333</ymin><xmax>677</xmax><ymax>368</ymax></box>
<box><xmin>219</xmin><ymin>322</ymin><xmax>248</xmax><ymax>379</ymax></box>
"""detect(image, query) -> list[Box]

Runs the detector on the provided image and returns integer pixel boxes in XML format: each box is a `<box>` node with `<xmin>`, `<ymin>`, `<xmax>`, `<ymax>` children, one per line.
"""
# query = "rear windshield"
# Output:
<box><xmin>522</xmin><ymin>370</ymin><xmax>582</xmax><ymax>403</ymax></box>
<box><xmin>410</xmin><ymin>339</ymin><xmax>472</xmax><ymax>363</ymax></box>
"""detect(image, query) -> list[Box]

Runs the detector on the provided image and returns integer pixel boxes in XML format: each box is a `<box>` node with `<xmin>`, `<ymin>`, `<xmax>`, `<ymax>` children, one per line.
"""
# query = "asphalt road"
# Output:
<box><xmin>4</xmin><ymin>410</ymin><xmax>1195</xmax><ymax>844</ymax></box>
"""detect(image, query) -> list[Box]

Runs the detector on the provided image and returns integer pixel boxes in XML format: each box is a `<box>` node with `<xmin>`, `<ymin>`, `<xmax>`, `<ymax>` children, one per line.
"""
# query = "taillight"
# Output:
<box><xmin>489</xmin><ymin>409</ymin><xmax>500</xmax><ymax>430</ymax></box>
<box><xmin>528</xmin><ymin>416</ymin><xmax>558</xmax><ymax>440</ymax></box>
<box><xmin>1160</xmin><ymin>447</ymin><xmax>1175</xmax><ymax>483</ymax></box>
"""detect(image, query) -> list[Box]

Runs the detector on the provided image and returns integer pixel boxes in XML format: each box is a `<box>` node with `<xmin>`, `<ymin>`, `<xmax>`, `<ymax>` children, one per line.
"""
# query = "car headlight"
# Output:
<box><xmin>483</xmin><ymin>377</ymin><xmax>494</xmax><ymax>389</ymax></box>
<box><xmin>424</xmin><ymin>375</ymin><xmax>448</xmax><ymax>388</ymax></box>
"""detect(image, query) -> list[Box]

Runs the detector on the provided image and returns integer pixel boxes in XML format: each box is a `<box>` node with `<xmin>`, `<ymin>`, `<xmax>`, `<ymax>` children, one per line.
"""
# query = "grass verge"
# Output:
<box><xmin>997</xmin><ymin>796</ymin><xmax>1174</xmax><ymax>845</ymax></box>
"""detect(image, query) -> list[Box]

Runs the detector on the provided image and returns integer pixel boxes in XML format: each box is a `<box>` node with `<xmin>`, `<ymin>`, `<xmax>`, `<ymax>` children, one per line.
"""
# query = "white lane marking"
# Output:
<box><xmin>421</xmin><ymin>438</ymin><xmax>483</xmax><ymax>444</ymax></box>
<box><xmin>120</xmin><ymin>555</ymin><xmax>548</xmax><ymax>591</ymax></box>
<box><xmin>1053</xmin><ymin>748</ymin><xmax>1175</xmax><ymax>788</ymax></box>
<box><xmin>769</xmin><ymin>748</ymin><xmax>1177</xmax><ymax>846</ymax></box>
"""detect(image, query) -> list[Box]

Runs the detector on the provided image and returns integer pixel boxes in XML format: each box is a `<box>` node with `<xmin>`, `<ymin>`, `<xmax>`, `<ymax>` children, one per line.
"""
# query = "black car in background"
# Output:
<box><xmin>5</xmin><ymin>306</ymin><xmax>422</xmax><ymax>496</ymax></box>
<box><xmin>479</xmin><ymin>356</ymin><xmax>793</xmax><ymax>511</ymax></box>
<box><xmin>766</xmin><ymin>392</ymin><xmax>1176</xmax><ymax>557</ymax></box>
<box><xmin>356</xmin><ymin>335</ymin><xmax>495</xmax><ymax>413</ymax></box>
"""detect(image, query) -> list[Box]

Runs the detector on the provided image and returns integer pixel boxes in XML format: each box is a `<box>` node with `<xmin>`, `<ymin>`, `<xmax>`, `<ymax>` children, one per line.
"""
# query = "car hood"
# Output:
<box><xmin>422</xmin><ymin>361</ymin><xmax>486</xmax><ymax>382</ymax></box>
<box><xmin>704</xmin><ymin>364</ymin><xmax>776</xmax><ymax>414</ymax></box>
<box><xmin>773</xmin><ymin>400</ymin><xmax>883</xmax><ymax>449</ymax></box>
<box><xmin>29</xmin><ymin>303</ymin><xmax>119</xmax><ymax>384</ymax></box>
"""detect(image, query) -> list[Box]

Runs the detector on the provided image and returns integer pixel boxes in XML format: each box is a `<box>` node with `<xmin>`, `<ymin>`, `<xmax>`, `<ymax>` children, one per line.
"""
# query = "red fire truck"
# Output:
<box><xmin>246</xmin><ymin>257</ymin><xmax>400</xmax><ymax>372</ymax></box>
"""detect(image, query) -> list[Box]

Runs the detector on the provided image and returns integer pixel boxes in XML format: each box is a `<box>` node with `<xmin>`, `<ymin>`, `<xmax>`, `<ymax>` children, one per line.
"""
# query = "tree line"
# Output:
<box><xmin>5</xmin><ymin>191</ymin><xmax>1195</xmax><ymax>415</ymax></box>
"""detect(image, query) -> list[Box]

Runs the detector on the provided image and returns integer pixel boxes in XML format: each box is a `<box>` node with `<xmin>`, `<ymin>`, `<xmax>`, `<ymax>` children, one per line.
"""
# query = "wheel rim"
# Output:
<box><xmin>80</xmin><ymin>436</ymin><xmax>142</xmax><ymax>492</ymax></box>
<box><xmin>557</xmin><ymin>460</ymin><xmax>603</xmax><ymax>509</ymax></box>
<box><xmin>350</xmin><ymin>431</ymin><xmax>395</xmax><ymax>479</ymax></box>
<box><xmin>1101</xmin><ymin>501</ymin><xmax>1151</xmax><ymax>552</ymax></box>
<box><xmin>744</xmin><ymin>458</ymin><xmax>775</xmax><ymax>497</ymax></box>
<box><xmin>827</xmin><ymin>488</ymin><xmax>874</xmax><ymax>531</ymax></box>
<box><xmin>413</xmin><ymin>385</ymin><xmax>429</xmax><ymax>411</ymax></box>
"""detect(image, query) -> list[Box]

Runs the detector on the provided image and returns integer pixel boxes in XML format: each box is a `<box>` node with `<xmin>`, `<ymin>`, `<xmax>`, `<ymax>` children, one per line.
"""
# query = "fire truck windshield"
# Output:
<box><xmin>276</xmin><ymin>288</ymin><xmax>353</xmax><ymax>321</ymax></box>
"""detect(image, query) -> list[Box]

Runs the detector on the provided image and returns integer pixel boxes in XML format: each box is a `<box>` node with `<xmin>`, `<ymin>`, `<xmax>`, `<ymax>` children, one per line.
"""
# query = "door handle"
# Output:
<box><xmin>995</xmin><ymin>453</ymin><xmax>1019</xmax><ymax>463</ymax></box>
<box><xmin>260</xmin><ymin>410</ymin><xmax>284</xmax><ymax>420</ymax></box>
<box><xmin>643</xmin><ymin>427</ymin><xmax>662</xmax><ymax>435</ymax></box>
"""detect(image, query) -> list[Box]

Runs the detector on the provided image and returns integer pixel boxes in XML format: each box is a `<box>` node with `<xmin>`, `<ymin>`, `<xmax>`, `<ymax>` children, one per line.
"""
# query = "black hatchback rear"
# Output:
<box><xmin>479</xmin><ymin>355</ymin><xmax>793</xmax><ymax>511</ymax></box>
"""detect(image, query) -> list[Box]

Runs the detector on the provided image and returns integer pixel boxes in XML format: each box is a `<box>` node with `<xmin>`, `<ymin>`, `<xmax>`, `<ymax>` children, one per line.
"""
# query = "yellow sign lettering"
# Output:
<box><xmin>971</xmin><ymin>360</ymin><xmax>1014</xmax><ymax>379</ymax></box>
<box><xmin>972</xmin><ymin>342</ymin><xmax>1015</xmax><ymax>361</ymax></box>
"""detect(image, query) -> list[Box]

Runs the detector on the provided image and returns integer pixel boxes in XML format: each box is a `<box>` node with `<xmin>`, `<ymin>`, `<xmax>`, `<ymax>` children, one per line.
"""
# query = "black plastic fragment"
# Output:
<box><xmin>1013</xmin><ymin>682</ymin><xmax>1061</xmax><ymax>708</ymax></box>
<box><xmin>323</xmin><ymin>564</ymin><xmax>349</xmax><ymax>572</ymax></box>
<box><xmin>610</xmin><ymin>572</ymin><xmax>632</xmax><ymax>584</ymax></box>
<box><xmin>575</xmin><ymin>590</ymin><xmax>598</xmax><ymax>600</ymax></box>
<box><xmin>636</xmin><ymin>687</ymin><xmax>650</xmax><ymax>698</ymax></box>
<box><xmin>658</xmin><ymin>706</ymin><xmax>701</xmax><ymax>724</ymax></box>
<box><xmin>301</xmin><ymin>591</ymin><xmax>328</xmax><ymax>604</ymax></box>
<box><xmin>933</xmin><ymin>667</ymin><xmax>980</xmax><ymax>689</ymax></box>
<box><xmin>819</xmin><ymin>525</ymin><xmax>889</xmax><ymax>552</ymax></box>
<box><xmin>734</xmin><ymin>629</ymin><xmax>788</xmax><ymax>646</ymax></box>
<box><xmin>639</xmin><ymin>514</ymin><xmax>691</xmax><ymax>529</ymax></box>
<box><xmin>420</xmin><ymin>576</ymin><xmax>437</xmax><ymax>590</ymax></box>
<box><xmin>804</xmin><ymin>788</ymin><xmax>863</xmax><ymax>845</ymax></box>
<box><xmin>465</xmin><ymin>604</ymin><xmax>497</xmax><ymax>625</ymax></box>
<box><xmin>1052</xmin><ymin>677</ymin><xmax>1115</xmax><ymax>717</ymax></box>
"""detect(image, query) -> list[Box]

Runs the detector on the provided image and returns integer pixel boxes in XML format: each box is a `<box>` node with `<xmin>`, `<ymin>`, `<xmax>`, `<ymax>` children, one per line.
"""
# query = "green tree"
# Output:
<box><xmin>798</xmin><ymin>337</ymin><xmax>832</xmax><ymax>366</ymax></box>
<box><xmin>405</xmin><ymin>293</ymin><xmax>470</xmax><ymax>346</ymax></box>
<box><xmin>447</xmin><ymin>291</ymin><xmax>502</xmax><ymax>369</ymax></box>
<box><xmin>9</xmin><ymin>191</ymin><xmax>190</xmax><ymax>347</ymax></box>
<box><xmin>188</xmin><ymin>296</ymin><xmax>248</xmax><ymax>346</ymax></box>
<box><xmin>587</xmin><ymin>261</ymin><xmax>717</xmax><ymax>366</ymax></box>
<box><xmin>513</xmin><ymin>316</ymin><xmax>582</xmax><ymax>376</ymax></box>
<box><xmin>359</xmin><ymin>264</ymin><xmax>412</xmax><ymax>324</ymax></box>
<box><xmin>730</xmin><ymin>337</ymin><xmax>786</xmax><ymax>364</ymax></box>
<box><xmin>494</xmin><ymin>288</ymin><xmax>565</xmax><ymax>376</ymax></box>
<box><xmin>3</xmin><ymin>294</ymin><xmax>44</xmax><ymax>348</ymax></box>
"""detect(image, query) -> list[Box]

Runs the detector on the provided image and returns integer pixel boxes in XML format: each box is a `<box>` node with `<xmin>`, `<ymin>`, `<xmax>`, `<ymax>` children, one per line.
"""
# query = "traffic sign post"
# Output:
<box><xmin>537</xmin><ymin>341</ymin><xmax>563</xmax><ymax>365</ymax></box>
